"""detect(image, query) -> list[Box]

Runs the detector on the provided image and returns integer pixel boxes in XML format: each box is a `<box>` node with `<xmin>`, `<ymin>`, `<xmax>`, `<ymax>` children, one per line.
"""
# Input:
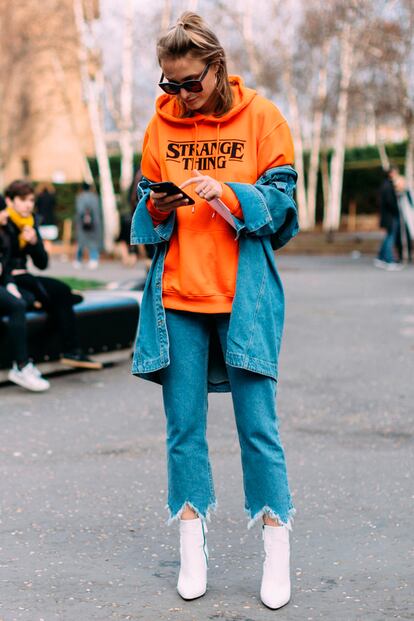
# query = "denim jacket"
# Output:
<box><xmin>130</xmin><ymin>165</ymin><xmax>298</xmax><ymax>392</ymax></box>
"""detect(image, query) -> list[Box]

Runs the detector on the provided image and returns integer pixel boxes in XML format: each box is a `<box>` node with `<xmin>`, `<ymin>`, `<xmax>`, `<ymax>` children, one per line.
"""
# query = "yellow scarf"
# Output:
<box><xmin>6</xmin><ymin>206</ymin><xmax>35</xmax><ymax>248</ymax></box>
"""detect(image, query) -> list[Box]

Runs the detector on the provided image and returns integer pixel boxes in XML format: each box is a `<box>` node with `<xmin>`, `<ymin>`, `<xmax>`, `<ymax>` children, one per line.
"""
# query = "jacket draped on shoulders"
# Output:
<box><xmin>130</xmin><ymin>165</ymin><xmax>298</xmax><ymax>392</ymax></box>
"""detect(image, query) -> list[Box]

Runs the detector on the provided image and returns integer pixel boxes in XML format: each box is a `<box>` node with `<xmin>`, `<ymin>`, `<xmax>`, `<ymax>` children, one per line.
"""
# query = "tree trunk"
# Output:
<box><xmin>283</xmin><ymin>66</ymin><xmax>308</xmax><ymax>229</ymax></box>
<box><xmin>119</xmin><ymin>0</ymin><xmax>134</xmax><ymax>197</ymax></box>
<box><xmin>307</xmin><ymin>43</ymin><xmax>329</xmax><ymax>229</ymax></box>
<box><xmin>321</xmin><ymin>151</ymin><xmax>330</xmax><ymax>222</ymax></box>
<box><xmin>73</xmin><ymin>0</ymin><xmax>118</xmax><ymax>252</ymax></box>
<box><xmin>88</xmin><ymin>77</ymin><xmax>119</xmax><ymax>251</ymax></box>
<box><xmin>323</xmin><ymin>23</ymin><xmax>353</xmax><ymax>231</ymax></box>
<box><xmin>377</xmin><ymin>139</ymin><xmax>390</xmax><ymax>171</ymax></box>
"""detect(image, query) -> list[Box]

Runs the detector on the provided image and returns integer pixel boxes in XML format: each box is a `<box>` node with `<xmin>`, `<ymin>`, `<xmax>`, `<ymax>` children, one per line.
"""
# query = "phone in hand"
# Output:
<box><xmin>148</xmin><ymin>181</ymin><xmax>195</xmax><ymax>205</ymax></box>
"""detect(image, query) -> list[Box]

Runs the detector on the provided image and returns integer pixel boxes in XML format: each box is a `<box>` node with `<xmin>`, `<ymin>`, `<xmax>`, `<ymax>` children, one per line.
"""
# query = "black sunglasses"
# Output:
<box><xmin>158</xmin><ymin>63</ymin><xmax>211</xmax><ymax>95</ymax></box>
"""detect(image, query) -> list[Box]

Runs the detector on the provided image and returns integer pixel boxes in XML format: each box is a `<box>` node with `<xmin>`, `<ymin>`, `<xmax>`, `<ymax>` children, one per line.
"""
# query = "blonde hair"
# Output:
<box><xmin>157</xmin><ymin>12</ymin><xmax>233</xmax><ymax>117</ymax></box>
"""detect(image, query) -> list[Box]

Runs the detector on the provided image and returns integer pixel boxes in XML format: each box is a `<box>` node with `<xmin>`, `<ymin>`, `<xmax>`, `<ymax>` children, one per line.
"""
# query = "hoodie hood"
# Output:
<box><xmin>140</xmin><ymin>72</ymin><xmax>294</xmax><ymax>316</ymax></box>
<box><xmin>155</xmin><ymin>76</ymin><xmax>257</xmax><ymax>125</ymax></box>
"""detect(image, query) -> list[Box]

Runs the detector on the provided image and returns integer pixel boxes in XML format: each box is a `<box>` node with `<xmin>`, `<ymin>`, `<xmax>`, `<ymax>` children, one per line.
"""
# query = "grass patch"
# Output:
<box><xmin>57</xmin><ymin>277</ymin><xmax>107</xmax><ymax>291</ymax></box>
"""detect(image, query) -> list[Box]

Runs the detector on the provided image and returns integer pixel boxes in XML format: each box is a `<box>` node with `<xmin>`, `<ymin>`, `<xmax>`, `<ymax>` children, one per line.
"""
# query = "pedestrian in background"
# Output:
<box><xmin>394</xmin><ymin>173</ymin><xmax>413</xmax><ymax>264</ymax></box>
<box><xmin>74</xmin><ymin>182</ymin><xmax>102</xmax><ymax>270</ymax></box>
<box><xmin>35</xmin><ymin>183</ymin><xmax>58</xmax><ymax>253</ymax></box>
<box><xmin>375</xmin><ymin>166</ymin><xmax>403</xmax><ymax>271</ymax></box>
<box><xmin>131</xmin><ymin>12</ymin><xmax>298</xmax><ymax>609</ymax></box>
<box><xmin>35</xmin><ymin>183</ymin><xmax>56</xmax><ymax>227</ymax></box>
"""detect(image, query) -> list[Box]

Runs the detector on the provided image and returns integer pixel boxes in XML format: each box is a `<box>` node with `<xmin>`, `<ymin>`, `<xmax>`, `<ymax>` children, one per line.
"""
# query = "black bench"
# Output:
<box><xmin>0</xmin><ymin>291</ymin><xmax>140</xmax><ymax>377</ymax></box>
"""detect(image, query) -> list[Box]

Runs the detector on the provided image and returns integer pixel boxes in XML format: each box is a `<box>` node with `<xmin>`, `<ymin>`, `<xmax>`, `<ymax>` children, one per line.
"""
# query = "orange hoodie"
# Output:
<box><xmin>141</xmin><ymin>76</ymin><xmax>294</xmax><ymax>313</ymax></box>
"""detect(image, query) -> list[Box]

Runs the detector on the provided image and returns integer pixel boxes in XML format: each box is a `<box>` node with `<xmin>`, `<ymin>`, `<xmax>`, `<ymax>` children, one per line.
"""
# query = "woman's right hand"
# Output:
<box><xmin>150</xmin><ymin>191</ymin><xmax>189</xmax><ymax>213</ymax></box>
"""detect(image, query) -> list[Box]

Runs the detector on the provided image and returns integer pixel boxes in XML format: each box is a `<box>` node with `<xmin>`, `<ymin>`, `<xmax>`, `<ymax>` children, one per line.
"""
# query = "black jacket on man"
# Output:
<box><xmin>0</xmin><ymin>227</ymin><xmax>13</xmax><ymax>287</ymax></box>
<box><xmin>6</xmin><ymin>219</ymin><xmax>48</xmax><ymax>272</ymax></box>
<box><xmin>379</xmin><ymin>177</ymin><xmax>399</xmax><ymax>232</ymax></box>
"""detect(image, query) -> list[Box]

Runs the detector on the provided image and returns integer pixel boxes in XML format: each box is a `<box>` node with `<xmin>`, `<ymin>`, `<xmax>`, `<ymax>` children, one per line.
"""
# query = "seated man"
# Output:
<box><xmin>4</xmin><ymin>180</ymin><xmax>102</xmax><ymax>370</ymax></box>
<box><xmin>0</xmin><ymin>196</ymin><xmax>49</xmax><ymax>391</ymax></box>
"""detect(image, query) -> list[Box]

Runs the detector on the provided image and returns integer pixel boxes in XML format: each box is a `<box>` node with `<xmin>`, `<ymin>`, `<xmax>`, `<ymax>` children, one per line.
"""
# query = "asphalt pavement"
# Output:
<box><xmin>1</xmin><ymin>255</ymin><xmax>413</xmax><ymax>621</ymax></box>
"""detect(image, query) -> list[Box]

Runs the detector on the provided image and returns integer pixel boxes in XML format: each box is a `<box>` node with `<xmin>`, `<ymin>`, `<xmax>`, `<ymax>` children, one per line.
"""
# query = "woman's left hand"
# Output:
<box><xmin>180</xmin><ymin>169</ymin><xmax>223</xmax><ymax>201</ymax></box>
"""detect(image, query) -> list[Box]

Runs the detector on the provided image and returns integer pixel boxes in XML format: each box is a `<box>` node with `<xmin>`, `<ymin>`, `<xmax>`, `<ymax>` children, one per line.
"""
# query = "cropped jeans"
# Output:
<box><xmin>160</xmin><ymin>309</ymin><xmax>295</xmax><ymax>529</ymax></box>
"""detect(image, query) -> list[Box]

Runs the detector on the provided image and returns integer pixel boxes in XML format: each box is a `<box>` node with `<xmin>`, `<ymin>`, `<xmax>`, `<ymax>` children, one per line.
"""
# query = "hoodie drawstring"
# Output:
<box><xmin>192</xmin><ymin>121</ymin><xmax>199</xmax><ymax>214</ymax></box>
<box><xmin>191</xmin><ymin>120</ymin><xmax>222</xmax><ymax>218</ymax></box>
<box><xmin>211</xmin><ymin>123</ymin><xmax>221</xmax><ymax>219</ymax></box>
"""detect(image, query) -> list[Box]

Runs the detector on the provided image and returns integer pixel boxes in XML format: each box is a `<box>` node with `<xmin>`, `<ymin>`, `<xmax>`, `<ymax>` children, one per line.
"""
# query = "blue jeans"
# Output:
<box><xmin>160</xmin><ymin>309</ymin><xmax>295</xmax><ymax>528</ymax></box>
<box><xmin>378</xmin><ymin>218</ymin><xmax>399</xmax><ymax>263</ymax></box>
<box><xmin>76</xmin><ymin>244</ymin><xmax>99</xmax><ymax>262</ymax></box>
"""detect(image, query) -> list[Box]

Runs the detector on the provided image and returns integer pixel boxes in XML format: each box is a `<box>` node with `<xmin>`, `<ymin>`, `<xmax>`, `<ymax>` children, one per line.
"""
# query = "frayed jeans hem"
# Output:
<box><xmin>166</xmin><ymin>500</ymin><xmax>218</xmax><ymax>526</ymax></box>
<box><xmin>245</xmin><ymin>506</ymin><xmax>296</xmax><ymax>531</ymax></box>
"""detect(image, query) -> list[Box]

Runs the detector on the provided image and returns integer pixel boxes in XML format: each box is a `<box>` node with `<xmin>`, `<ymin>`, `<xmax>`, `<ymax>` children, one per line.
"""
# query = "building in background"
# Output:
<box><xmin>0</xmin><ymin>0</ymin><xmax>99</xmax><ymax>187</ymax></box>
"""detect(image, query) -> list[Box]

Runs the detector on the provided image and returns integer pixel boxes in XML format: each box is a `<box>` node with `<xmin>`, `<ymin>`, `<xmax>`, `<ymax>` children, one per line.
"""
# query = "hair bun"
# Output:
<box><xmin>176</xmin><ymin>11</ymin><xmax>205</xmax><ymax>29</ymax></box>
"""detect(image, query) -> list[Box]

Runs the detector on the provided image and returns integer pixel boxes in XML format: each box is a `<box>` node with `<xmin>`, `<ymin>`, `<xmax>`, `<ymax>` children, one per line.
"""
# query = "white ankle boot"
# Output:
<box><xmin>177</xmin><ymin>518</ymin><xmax>208</xmax><ymax>600</ymax></box>
<box><xmin>260</xmin><ymin>525</ymin><xmax>291</xmax><ymax>609</ymax></box>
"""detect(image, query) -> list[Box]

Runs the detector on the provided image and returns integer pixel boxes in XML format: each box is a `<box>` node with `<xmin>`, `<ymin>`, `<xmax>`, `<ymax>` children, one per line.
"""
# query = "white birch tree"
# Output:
<box><xmin>119</xmin><ymin>0</ymin><xmax>135</xmax><ymax>197</ymax></box>
<box><xmin>323</xmin><ymin>20</ymin><xmax>354</xmax><ymax>231</ymax></box>
<box><xmin>73</xmin><ymin>0</ymin><xmax>118</xmax><ymax>252</ymax></box>
<box><xmin>400</xmin><ymin>0</ymin><xmax>414</xmax><ymax>190</ymax></box>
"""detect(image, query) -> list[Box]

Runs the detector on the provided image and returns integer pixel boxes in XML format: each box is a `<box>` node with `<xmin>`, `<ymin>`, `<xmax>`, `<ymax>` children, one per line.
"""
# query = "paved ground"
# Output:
<box><xmin>1</xmin><ymin>255</ymin><xmax>413</xmax><ymax>621</ymax></box>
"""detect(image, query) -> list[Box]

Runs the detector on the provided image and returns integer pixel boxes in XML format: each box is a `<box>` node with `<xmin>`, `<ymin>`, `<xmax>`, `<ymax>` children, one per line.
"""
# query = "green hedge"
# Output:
<box><xmin>51</xmin><ymin>153</ymin><xmax>142</xmax><ymax>228</ymax></box>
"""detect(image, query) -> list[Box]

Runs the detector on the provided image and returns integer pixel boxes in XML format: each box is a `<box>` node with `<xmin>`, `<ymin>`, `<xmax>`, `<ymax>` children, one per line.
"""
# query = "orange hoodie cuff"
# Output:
<box><xmin>221</xmin><ymin>183</ymin><xmax>244</xmax><ymax>220</ymax></box>
<box><xmin>146</xmin><ymin>197</ymin><xmax>170</xmax><ymax>225</ymax></box>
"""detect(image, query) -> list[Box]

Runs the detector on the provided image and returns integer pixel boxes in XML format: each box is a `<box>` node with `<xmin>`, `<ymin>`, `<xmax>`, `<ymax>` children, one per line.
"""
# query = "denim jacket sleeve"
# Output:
<box><xmin>130</xmin><ymin>176</ymin><xmax>176</xmax><ymax>245</ymax></box>
<box><xmin>226</xmin><ymin>165</ymin><xmax>299</xmax><ymax>250</ymax></box>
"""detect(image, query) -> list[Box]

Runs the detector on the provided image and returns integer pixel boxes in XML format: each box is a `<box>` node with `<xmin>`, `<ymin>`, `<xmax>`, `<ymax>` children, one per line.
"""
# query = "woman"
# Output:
<box><xmin>0</xmin><ymin>198</ymin><xmax>49</xmax><ymax>391</ymax></box>
<box><xmin>131</xmin><ymin>13</ymin><xmax>298</xmax><ymax>609</ymax></box>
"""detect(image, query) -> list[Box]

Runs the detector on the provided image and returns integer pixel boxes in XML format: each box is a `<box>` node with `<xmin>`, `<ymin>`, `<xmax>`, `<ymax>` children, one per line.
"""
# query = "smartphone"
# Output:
<box><xmin>148</xmin><ymin>181</ymin><xmax>195</xmax><ymax>205</ymax></box>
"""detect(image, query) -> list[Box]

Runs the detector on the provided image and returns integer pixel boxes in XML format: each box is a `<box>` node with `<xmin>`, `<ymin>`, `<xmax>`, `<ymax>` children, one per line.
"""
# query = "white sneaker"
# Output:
<box><xmin>386</xmin><ymin>262</ymin><xmax>404</xmax><ymax>271</ymax></box>
<box><xmin>8</xmin><ymin>363</ymin><xmax>50</xmax><ymax>392</ymax></box>
<box><xmin>373</xmin><ymin>259</ymin><xmax>388</xmax><ymax>269</ymax></box>
<box><xmin>72</xmin><ymin>260</ymin><xmax>82</xmax><ymax>269</ymax></box>
<box><xmin>87</xmin><ymin>260</ymin><xmax>99</xmax><ymax>270</ymax></box>
<box><xmin>177</xmin><ymin>518</ymin><xmax>208</xmax><ymax>600</ymax></box>
<box><xmin>25</xmin><ymin>362</ymin><xmax>40</xmax><ymax>377</ymax></box>
<box><xmin>260</xmin><ymin>525</ymin><xmax>291</xmax><ymax>609</ymax></box>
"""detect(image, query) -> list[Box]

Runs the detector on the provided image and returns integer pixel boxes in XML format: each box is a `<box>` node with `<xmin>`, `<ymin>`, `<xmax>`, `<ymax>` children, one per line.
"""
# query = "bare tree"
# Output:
<box><xmin>399</xmin><ymin>0</ymin><xmax>414</xmax><ymax>189</ymax></box>
<box><xmin>323</xmin><ymin>19</ymin><xmax>355</xmax><ymax>231</ymax></box>
<box><xmin>73</xmin><ymin>0</ymin><xmax>118</xmax><ymax>251</ymax></box>
<box><xmin>119</xmin><ymin>0</ymin><xmax>134</xmax><ymax>197</ymax></box>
